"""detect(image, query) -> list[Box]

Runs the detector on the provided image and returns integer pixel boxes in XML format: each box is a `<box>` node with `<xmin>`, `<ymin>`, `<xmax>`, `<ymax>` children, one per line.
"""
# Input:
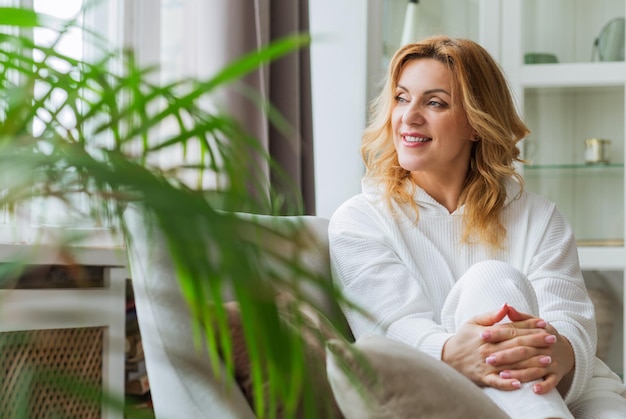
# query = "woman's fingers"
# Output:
<box><xmin>505</xmin><ymin>305</ymin><xmax>532</xmax><ymax>321</ymax></box>
<box><xmin>482</xmin><ymin>372</ymin><xmax>523</xmax><ymax>391</ymax></box>
<box><xmin>476</xmin><ymin>305</ymin><xmax>548</xmax><ymax>343</ymax></box>
<box><xmin>481</xmin><ymin>323</ymin><xmax>554</xmax><ymax>345</ymax></box>
<box><xmin>463</xmin><ymin>308</ymin><xmax>569</xmax><ymax>392</ymax></box>
<box><xmin>469</xmin><ymin>308</ymin><xmax>571</xmax><ymax>393</ymax></box>
<box><xmin>531</xmin><ymin>373</ymin><xmax>559</xmax><ymax>394</ymax></box>
<box><xmin>472</xmin><ymin>304</ymin><xmax>509</xmax><ymax>327</ymax></box>
<box><xmin>486</xmin><ymin>348</ymin><xmax>551</xmax><ymax>366</ymax></box>
<box><xmin>503</xmin><ymin>325</ymin><xmax>554</xmax><ymax>343</ymax></box>
<box><xmin>485</xmin><ymin>371</ymin><xmax>559</xmax><ymax>393</ymax></box>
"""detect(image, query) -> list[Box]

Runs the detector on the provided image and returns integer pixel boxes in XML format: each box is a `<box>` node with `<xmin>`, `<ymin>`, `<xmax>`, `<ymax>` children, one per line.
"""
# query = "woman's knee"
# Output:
<box><xmin>461</xmin><ymin>260</ymin><xmax>525</xmax><ymax>286</ymax></box>
<box><xmin>453</xmin><ymin>260</ymin><xmax>539</xmax><ymax>316</ymax></box>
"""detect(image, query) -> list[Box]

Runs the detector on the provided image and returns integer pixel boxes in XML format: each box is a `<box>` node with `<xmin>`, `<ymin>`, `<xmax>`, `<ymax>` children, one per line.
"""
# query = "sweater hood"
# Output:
<box><xmin>361</xmin><ymin>176</ymin><xmax>523</xmax><ymax>215</ymax></box>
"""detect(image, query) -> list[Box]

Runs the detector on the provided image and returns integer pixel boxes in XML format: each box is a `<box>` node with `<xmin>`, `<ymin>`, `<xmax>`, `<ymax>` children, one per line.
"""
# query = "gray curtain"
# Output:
<box><xmin>216</xmin><ymin>0</ymin><xmax>315</xmax><ymax>215</ymax></box>
<box><xmin>141</xmin><ymin>0</ymin><xmax>315</xmax><ymax>214</ymax></box>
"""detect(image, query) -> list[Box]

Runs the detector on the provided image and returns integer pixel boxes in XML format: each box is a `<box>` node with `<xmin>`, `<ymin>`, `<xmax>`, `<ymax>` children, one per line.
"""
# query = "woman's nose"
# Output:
<box><xmin>401</xmin><ymin>103</ymin><xmax>424</xmax><ymax>125</ymax></box>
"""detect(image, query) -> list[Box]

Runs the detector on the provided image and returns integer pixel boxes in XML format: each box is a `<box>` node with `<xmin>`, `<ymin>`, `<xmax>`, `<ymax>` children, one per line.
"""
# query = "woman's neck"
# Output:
<box><xmin>411</xmin><ymin>172</ymin><xmax>465</xmax><ymax>213</ymax></box>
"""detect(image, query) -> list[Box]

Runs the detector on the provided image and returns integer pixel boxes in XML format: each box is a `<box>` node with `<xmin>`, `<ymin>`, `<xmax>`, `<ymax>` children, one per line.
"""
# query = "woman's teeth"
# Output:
<box><xmin>405</xmin><ymin>136</ymin><xmax>431</xmax><ymax>143</ymax></box>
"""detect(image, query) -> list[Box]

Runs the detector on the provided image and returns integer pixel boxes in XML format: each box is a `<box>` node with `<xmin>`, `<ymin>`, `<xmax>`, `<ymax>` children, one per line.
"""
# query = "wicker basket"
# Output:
<box><xmin>0</xmin><ymin>327</ymin><xmax>103</xmax><ymax>418</ymax></box>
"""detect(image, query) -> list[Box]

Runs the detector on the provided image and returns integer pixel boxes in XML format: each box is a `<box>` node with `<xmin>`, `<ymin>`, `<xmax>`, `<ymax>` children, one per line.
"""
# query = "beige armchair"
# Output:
<box><xmin>124</xmin><ymin>207</ymin><xmax>509</xmax><ymax>419</ymax></box>
<box><xmin>124</xmin><ymin>208</ymin><xmax>340</xmax><ymax>418</ymax></box>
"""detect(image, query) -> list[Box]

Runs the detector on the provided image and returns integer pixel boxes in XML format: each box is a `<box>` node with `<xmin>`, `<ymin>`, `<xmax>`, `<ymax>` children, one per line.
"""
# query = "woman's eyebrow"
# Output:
<box><xmin>396</xmin><ymin>85</ymin><xmax>451</xmax><ymax>97</ymax></box>
<box><xmin>423</xmin><ymin>88</ymin><xmax>451</xmax><ymax>96</ymax></box>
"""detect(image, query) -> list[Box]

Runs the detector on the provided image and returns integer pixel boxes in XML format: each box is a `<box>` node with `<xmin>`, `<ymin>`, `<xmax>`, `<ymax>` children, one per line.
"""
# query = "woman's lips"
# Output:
<box><xmin>402</xmin><ymin>135</ymin><xmax>432</xmax><ymax>146</ymax></box>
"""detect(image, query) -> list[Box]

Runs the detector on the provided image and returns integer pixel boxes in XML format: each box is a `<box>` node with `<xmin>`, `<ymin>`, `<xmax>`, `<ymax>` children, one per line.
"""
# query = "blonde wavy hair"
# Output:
<box><xmin>362</xmin><ymin>36</ymin><xmax>529</xmax><ymax>248</ymax></box>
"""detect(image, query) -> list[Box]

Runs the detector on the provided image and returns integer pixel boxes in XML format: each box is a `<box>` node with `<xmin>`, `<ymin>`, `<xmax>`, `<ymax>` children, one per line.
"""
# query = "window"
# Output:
<box><xmin>0</xmin><ymin>0</ymin><xmax>123</xmax><ymax>245</ymax></box>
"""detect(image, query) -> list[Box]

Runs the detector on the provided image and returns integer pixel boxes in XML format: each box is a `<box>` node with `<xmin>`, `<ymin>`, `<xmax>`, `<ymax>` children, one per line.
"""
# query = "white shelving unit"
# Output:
<box><xmin>501</xmin><ymin>0</ymin><xmax>626</xmax><ymax>377</ymax></box>
<box><xmin>374</xmin><ymin>0</ymin><xmax>626</xmax><ymax>377</ymax></box>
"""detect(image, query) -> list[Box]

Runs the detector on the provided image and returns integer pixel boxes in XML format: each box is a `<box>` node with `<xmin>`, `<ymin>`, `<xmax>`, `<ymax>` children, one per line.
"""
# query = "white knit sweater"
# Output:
<box><xmin>328</xmin><ymin>176</ymin><xmax>596</xmax><ymax>404</ymax></box>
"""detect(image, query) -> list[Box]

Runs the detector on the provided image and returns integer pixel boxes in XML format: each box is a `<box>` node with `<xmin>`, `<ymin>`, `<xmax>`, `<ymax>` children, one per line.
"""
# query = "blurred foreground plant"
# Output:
<box><xmin>0</xmin><ymin>6</ymin><xmax>350</xmax><ymax>419</ymax></box>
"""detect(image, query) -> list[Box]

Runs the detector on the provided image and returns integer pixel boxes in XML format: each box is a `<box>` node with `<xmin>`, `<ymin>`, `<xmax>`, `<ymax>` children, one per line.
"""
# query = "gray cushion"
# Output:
<box><xmin>326</xmin><ymin>335</ymin><xmax>509</xmax><ymax>419</ymax></box>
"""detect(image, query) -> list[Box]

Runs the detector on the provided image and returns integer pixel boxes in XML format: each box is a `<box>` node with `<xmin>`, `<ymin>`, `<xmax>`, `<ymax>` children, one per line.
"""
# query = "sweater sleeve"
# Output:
<box><xmin>328</xmin><ymin>197</ymin><xmax>453</xmax><ymax>359</ymax></box>
<box><xmin>526</xmin><ymin>205</ymin><xmax>596</xmax><ymax>405</ymax></box>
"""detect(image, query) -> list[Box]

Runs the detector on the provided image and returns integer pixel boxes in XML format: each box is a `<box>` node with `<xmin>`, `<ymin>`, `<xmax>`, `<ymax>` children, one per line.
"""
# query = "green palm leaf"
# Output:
<box><xmin>0</xmin><ymin>6</ymin><xmax>351</xmax><ymax>419</ymax></box>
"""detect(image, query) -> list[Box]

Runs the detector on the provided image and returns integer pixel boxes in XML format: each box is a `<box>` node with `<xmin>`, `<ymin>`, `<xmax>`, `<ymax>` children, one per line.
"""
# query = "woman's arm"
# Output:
<box><xmin>486</xmin><ymin>203</ymin><xmax>596</xmax><ymax>403</ymax></box>
<box><xmin>328</xmin><ymin>197</ymin><xmax>453</xmax><ymax>358</ymax></box>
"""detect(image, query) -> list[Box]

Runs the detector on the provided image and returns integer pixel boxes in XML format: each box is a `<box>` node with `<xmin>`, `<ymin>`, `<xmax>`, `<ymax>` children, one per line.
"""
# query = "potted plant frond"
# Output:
<box><xmin>0</xmin><ymin>6</ymin><xmax>350</xmax><ymax>419</ymax></box>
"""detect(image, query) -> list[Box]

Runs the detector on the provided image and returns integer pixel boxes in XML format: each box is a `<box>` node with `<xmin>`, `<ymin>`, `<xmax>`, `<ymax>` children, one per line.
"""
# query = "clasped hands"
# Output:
<box><xmin>442</xmin><ymin>303</ymin><xmax>574</xmax><ymax>395</ymax></box>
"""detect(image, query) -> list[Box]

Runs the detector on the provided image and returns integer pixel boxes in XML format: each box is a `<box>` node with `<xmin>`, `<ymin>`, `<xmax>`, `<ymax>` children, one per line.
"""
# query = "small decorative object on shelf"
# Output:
<box><xmin>594</xmin><ymin>17</ymin><xmax>625</xmax><ymax>62</ymax></box>
<box><xmin>524</xmin><ymin>52</ymin><xmax>558</xmax><ymax>64</ymax></box>
<box><xmin>584</xmin><ymin>138</ymin><xmax>611</xmax><ymax>165</ymax></box>
<box><xmin>401</xmin><ymin>0</ymin><xmax>419</xmax><ymax>46</ymax></box>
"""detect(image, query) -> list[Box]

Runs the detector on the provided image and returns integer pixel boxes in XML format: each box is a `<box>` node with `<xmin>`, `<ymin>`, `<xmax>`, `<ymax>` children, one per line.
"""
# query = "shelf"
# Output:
<box><xmin>578</xmin><ymin>240</ymin><xmax>624</xmax><ymax>247</ymax></box>
<box><xmin>523</xmin><ymin>164</ymin><xmax>624</xmax><ymax>182</ymax></box>
<box><xmin>525</xmin><ymin>163</ymin><xmax>624</xmax><ymax>170</ymax></box>
<box><xmin>521</xmin><ymin>62</ymin><xmax>626</xmax><ymax>87</ymax></box>
<box><xmin>579</xmin><ymin>247</ymin><xmax>626</xmax><ymax>269</ymax></box>
<box><xmin>523</xmin><ymin>162</ymin><xmax>624</xmax><ymax>245</ymax></box>
<box><xmin>519</xmin><ymin>0</ymin><xmax>626</xmax><ymax>67</ymax></box>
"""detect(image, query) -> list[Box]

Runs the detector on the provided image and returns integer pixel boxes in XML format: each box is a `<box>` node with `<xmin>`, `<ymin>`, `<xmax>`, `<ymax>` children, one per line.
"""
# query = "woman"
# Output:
<box><xmin>328</xmin><ymin>36</ymin><xmax>626</xmax><ymax>418</ymax></box>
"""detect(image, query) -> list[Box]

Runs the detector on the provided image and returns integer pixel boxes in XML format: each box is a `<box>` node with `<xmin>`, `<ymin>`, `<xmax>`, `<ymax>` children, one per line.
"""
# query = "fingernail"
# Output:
<box><xmin>533</xmin><ymin>384</ymin><xmax>541</xmax><ymax>393</ymax></box>
<box><xmin>499</xmin><ymin>371</ymin><xmax>511</xmax><ymax>379</ymax></box>
<box><xmin>539</xmin><ymin>356</ymin><xmax>552</xmax><ymax>365</ymax></box>
<box><xmin>512</xmin><ymin>380</ymin><xmax>521</xmax><ymax>389</ymax></box>
<box><xmin>545</xmin><ymin>335</ymin><xmax>556</xmax><ymax>344</ymax></box>
<box><xmin>480</xmin><ymin>331</ymin><xmax>491</xmax><ymax>340</ymax></box>
<box><xmin>486</xmin><ymin>356</ymin><xmax>496</xmax><ymax>365</ymax></box>
<box><xmin>536</xmin><ymin>320</ymin><xmax>547</xmax><ymax>328</ymax></box>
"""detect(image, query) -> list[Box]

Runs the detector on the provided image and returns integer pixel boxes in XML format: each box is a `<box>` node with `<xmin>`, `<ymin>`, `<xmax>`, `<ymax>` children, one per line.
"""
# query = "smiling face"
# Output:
<box><xmin>392</xmin><ymin>58</ymin><xmax>475</xmax><ymax>188</ymax></box>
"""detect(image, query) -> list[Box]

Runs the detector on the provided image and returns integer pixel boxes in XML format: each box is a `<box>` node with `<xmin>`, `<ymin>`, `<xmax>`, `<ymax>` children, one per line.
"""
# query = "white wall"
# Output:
<box><xmin>309</xmin><ymin>0</ymin><xmax>369</xmax><ymax>219</ymax></box>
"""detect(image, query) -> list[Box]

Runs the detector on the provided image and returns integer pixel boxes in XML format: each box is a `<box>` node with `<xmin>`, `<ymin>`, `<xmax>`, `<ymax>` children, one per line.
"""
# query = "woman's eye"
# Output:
<box><xmin>427</xmin><ymin>100</ymin><xmax>446</xmax><ymax>108</ymax></box>
<box><xmin>394</xmin><ymin>95</ymin><xmax>408</xmax><ymax>104</ymax></box>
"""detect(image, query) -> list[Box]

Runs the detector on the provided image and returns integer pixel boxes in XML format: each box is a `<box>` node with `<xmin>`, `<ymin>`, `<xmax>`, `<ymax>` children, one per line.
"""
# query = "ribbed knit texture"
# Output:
<box><xmin>441</xmin><ymin>260</ymin><xmax>572</xmax><ymax>419</ymax></box>
<box><xmin>328</xmin><ymin>176</ymin><xmax>626</xmax><ymax>414</ymax></box>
